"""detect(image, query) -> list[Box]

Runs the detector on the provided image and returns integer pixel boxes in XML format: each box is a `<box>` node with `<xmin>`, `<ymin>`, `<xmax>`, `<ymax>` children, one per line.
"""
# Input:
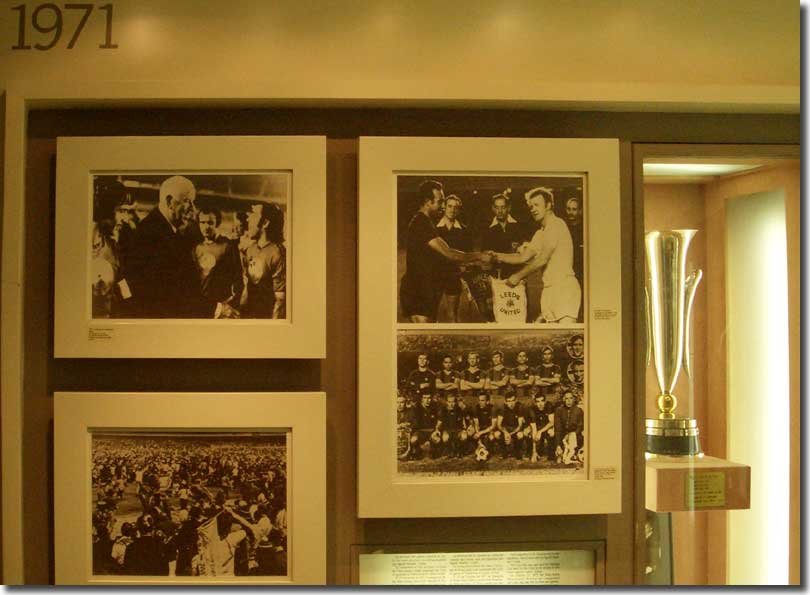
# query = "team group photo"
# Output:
<box><xmin>396</xmin><ymin>330</ymin><xmax>586</xmax><ymax>477</ymax></box>
<box><xmin>90</xmin><ymin>432</ymin><xmax>289</xmax><ymax>578</ymax></box>
<box><xmin>90</xmin><ymin>173</ymin><xmax>290</xmax><ymax>320</ymax></box>
<box><xmin>396</xmin><ymin>174</ymin><xmax>585</xmax><ymax>325</ymax></box>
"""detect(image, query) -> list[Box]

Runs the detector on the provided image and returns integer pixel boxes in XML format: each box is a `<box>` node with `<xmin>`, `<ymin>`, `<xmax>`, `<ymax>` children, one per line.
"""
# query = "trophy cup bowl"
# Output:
<box><xmin>644</xmin><ymin>230</ymin><xmax>703</xmax><ymax>456</ymax></box>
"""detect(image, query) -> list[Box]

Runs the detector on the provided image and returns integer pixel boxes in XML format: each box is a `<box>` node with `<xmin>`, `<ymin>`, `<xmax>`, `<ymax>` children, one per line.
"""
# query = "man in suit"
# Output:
<box><xmin>565</xmin><ymin>197</ymin><xmax>585</xmax><ymax>321</ymax></box>
<box><xmin>481</xmin><ymin>192</ymin><xmax>528</xmax><ymax>279</ymax></box>
<box><xmin>435</xmin><ymin>194</ymin><xmax>473</xmax><ymax>322</ymax></box>
<box><xmin>120</xmin><ymin>175</ymin><xmax>239</xmax><ymax>318</ymax></box>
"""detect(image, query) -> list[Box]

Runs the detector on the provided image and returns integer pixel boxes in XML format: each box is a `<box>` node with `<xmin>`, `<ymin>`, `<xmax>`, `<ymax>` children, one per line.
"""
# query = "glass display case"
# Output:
<box><xmin>637</xmin><ymin>147</ymin><xmax>800</xmax><ymax>585</ymax></box>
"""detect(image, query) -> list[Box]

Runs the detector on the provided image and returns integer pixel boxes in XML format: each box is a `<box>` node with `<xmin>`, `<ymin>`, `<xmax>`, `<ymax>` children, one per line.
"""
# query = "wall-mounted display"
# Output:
<box><xmin>54</xmin><ymin>392</ymin><xmax>326</xmax><ymax>585</ymax></box>
<box><xmin>54</xmin><ymin>136</ymin><xmax>326</xmax><ymax>358</ymax></box>
<box><xmin>357</xmin><ymin>136</ymin><xmax>622</xmax><ymax>518</ymax></box>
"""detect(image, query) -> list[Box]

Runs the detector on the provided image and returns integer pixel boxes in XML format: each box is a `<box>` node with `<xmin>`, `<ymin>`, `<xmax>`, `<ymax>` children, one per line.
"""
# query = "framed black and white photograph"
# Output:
<box><xmin>54</xmin><ymin>136</ymin><xmax>326</xmax><ymax>358</ymax></box>
<box><xmin>396</xmin><ymin>174</ymin><xmax>585</xmax><ymax>325</ymax></box>
<box><xmin>55</xmin><ymin>392</ymin><xmax>326</xmax><ymax>585</ymax></box>
<box><xmin>358</xmin><ymin>137</ymin><xmax>622</xmax><ymax>518</ymax></box>
<box><xmin>89</xmin><ymin>173</ymin><xmax>290</xmax><ymax>321</ymax></box>
<box><xmin>396</xmin><ymin>330</ymin><xmax>587</xmax><ymax>478</ymax></box>
<box><xmin>90</xmin><ymin>431</ymin><xmax>289</xmax><ymax>578</ymax></box>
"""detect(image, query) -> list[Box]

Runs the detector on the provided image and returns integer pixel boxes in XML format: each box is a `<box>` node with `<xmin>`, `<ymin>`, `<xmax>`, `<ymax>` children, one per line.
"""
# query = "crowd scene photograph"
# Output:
<box><xmin>90</xmin><ymin>173</ymin><xmax>289</xmax><ymax>320</ymax></box>
<box><xmin>396</xmin><ymin>330</ymin><xmax>586</xmax><ymax>477</ymax></box>
<box><xmin>90</xmin><ymin>432</ymin><xmax>289</xmax><ymax>578</ymax></box>
<box><xmin>396</xmin><ymin>174</ymin><xmax>585</xmax><ymax>324</ymax></box>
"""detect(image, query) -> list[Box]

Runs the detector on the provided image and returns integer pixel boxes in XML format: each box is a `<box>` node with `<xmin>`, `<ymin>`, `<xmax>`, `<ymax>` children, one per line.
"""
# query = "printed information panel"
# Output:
<box><xmin>358</xmin><ymin>549</ymin><xmax>595</xmax><ymax>585</ymax></box>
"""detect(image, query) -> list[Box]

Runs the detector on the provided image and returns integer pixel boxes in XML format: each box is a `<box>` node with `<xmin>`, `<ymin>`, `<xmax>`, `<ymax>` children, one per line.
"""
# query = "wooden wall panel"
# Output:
<box><xmin>323</xmin><ymin>139</ymin><xmax>360</xmax><ymax>584</ymax></box>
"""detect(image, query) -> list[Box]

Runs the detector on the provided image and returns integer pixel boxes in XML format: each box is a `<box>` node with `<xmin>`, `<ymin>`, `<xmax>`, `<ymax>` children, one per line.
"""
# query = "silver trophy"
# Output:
<box><xmin>644</xmin><ymin>230</ymin><xmax>703</xmax><ymax>455</ymax></box>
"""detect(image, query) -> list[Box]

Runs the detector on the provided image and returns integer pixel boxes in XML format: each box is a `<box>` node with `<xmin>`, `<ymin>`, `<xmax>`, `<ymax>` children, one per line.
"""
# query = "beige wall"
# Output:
<box><xmin>0</xmin><ymin>1</ymin><xmax>799</xmax><ymax>111</ymax></box>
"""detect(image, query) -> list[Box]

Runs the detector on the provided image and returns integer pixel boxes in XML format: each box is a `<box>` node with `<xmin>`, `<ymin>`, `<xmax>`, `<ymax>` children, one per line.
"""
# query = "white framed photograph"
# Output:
<box><xmin>54</xmin><ymin>136</ymin><xmax>326</xmax><ymax>358</ymax></box>
<box><xmin>358</xmin><ymin>137</ymin><xmax>622</xmax><ymax>518</ymax></box>
<box><xmin>54</xmin><ymin>392</ymin><xmax>326</xmax><ymax>585</ymax></box>
<box><xmin>395</xmin><ymin>173</ymin><xmax>586</xmax><ymax>325</ymax></box>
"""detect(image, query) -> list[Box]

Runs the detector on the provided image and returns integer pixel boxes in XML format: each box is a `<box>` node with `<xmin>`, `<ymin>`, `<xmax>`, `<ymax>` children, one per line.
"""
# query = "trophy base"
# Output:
<box><xmin>645</xmin><ymin>418</ymin><xmax>702</xmax><ymax>456</ymax></box>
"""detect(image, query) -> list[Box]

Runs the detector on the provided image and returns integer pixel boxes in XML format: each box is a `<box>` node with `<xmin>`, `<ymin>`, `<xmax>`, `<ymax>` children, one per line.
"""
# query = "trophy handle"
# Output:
<box><xmin>682</xmin><ymin>269</ymin><xmax>703</xmax><ymax>379</ymax></box>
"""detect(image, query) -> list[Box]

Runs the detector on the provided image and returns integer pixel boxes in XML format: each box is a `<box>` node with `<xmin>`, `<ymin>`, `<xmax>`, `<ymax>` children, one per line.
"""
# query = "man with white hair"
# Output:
<box><xmin>120</xmin><ymin>175</ymin><xmax>239</xmax><ymax>318</ymax></box>
<box><xmin>488</xmin><ymin>187</ymin><xmax>581</xmax><ymax>324</ymax></box>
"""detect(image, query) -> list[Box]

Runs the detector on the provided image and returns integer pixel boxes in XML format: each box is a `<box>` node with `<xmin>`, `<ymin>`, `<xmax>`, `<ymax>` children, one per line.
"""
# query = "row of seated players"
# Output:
<box><xmin>405</xmin><ymin>351</ymin><xmax>584</xmax><ymax>399</ymax></box>
<box><xmin>397</xmin><ymin>389</ymin><xmax>584</xmax><ymax>463</ymax></box>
